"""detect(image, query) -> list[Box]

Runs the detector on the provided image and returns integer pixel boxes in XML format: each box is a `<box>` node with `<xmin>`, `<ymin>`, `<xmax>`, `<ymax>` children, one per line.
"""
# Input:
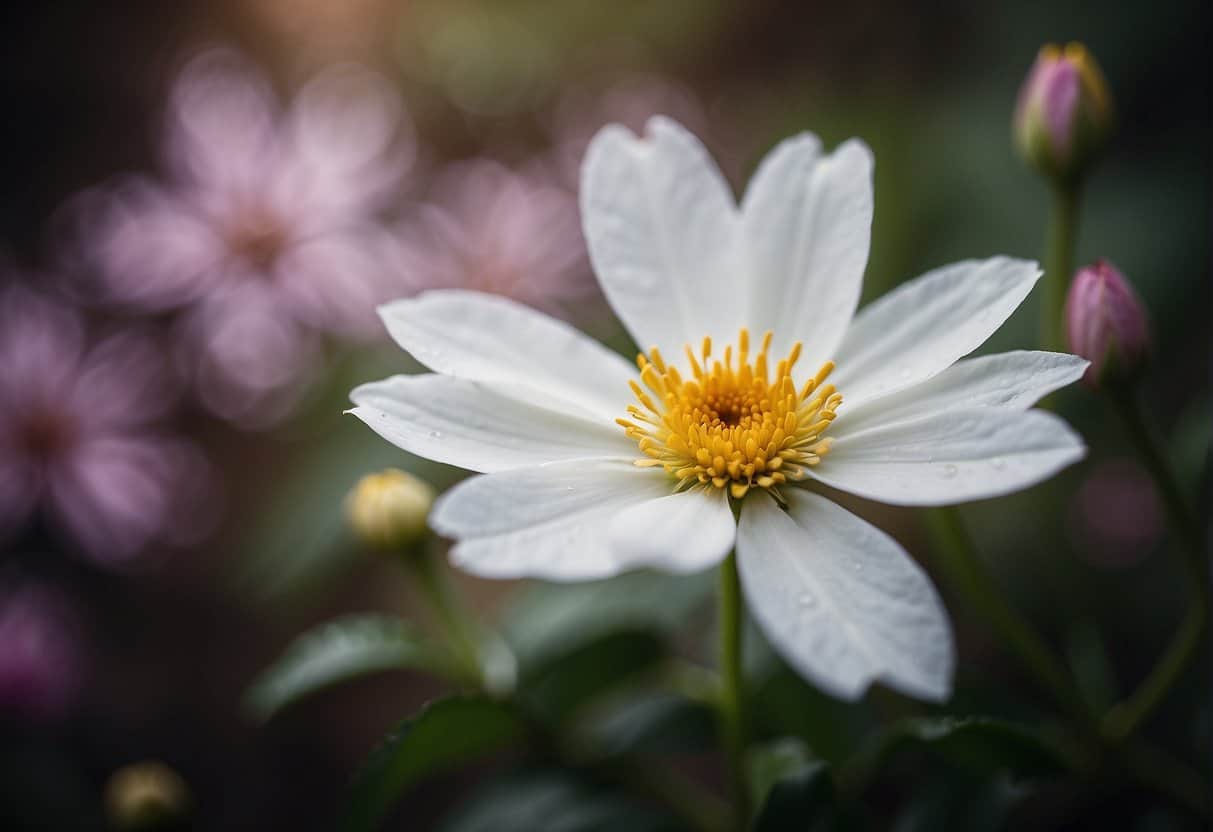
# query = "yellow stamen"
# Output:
<box><xmin>620</xmin><ymin>329</ymin><xmax>842</xmax><ymax>498</ymax></box>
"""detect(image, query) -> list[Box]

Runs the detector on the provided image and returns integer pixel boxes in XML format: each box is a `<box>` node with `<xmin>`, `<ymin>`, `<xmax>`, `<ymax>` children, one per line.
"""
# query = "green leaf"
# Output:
<box><xmin>750</xmin><ymin>666</ymin><xmax>874</xmax><ymax>764</ymax></box>
<box><xmin>245</xmin><ymin>614</ymin><xmax>443</xmax><ymax>720</ymax></box>
<box><xmin>753</xmin><ymin>760</ymin><xmax>834</xmax><ymax>832</ymax></box>
<box><xmin>503</xmin><ymin>570</ymin><xmax>713</xmax><ymax>668</ymax></box>
<box><xmin>520</xmin><ymin>629</ymin><xmax>668</xmax><ymax>724</ymax></box>
<box><xmin>436</xmin><ymin>768</ymin><xmax>683</xmax><ymax>832</ymax></box>
<box><xmin>747</xmin><ymin>738</ymin><xmax>818</xmax><ymax>807</ymax></box>
<box><xmin>342</xmin><ymin>696</ymin><xmax>524</xmax><ymax>832</ymax></box>
<box><xmin>579</xmin><ymin>692</ymin><xmax>717</xmax><ymax>757</ymax></box>
<box><xmin>840</xmin><ymin>717</ymin><xmax>1068</xmax><ymax>795</ymax></box>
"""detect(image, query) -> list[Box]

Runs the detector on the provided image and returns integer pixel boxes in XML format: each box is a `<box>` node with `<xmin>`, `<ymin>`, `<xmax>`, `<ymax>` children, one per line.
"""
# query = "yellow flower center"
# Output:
<box><xmin>617</xmin><ymin>329</ymin><xmax>842</xmax><ymax>501</ymax></box>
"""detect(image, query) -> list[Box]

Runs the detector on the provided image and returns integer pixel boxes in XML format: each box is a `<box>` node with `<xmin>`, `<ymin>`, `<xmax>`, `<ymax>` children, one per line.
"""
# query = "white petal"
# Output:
<box><xmin>741</xmin><ymin>135</ymin><xmax>874</xmax><ymax>367</ymax></box>
<box><xmin>737</xmin><ymin>491</ymin><xmax>954</xmax><ymax>702</ymax></box>
<box><xmin>580</xmin><ymin>117</ymin><xmax>741</xmax><ymax>358</ymax></box>
<box><xmin>811</xmin><ymin>408</ymin><xmax>1086</xmax><ymax>506</ymax></box>
<box><xmin>832</xmin><ymin>257</ymin><xmax>1041</xmax><ymax>407</ymax></box>
<box><xmin>834</xmin><ymin>351</ymin><xmax>1089</xmax><ymax>436</ymax></box>
<box><xmin>349</xmin><ymin>374</ymin><xmax>636</xmax><ymax>473</ymax></box>
<box><xmin>608</xmin><ymin>487</ymin><xmax>735</xmax><ymax>574</ymax></box>
<box><xmin>431</xmin><ymin>460</ymin><xmax>672</xmax><ymax>581</ymax></box>
<box><xmin>379</xmin><ymin>290</ymin><xmax>635</xmax><ymax>422</ymax></box>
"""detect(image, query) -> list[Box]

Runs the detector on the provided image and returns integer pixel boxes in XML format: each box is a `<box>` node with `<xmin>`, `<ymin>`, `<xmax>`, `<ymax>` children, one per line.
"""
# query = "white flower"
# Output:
<box><xmin>350</xmin><ymin>118</ymin><xmax>1088</xmax><ymax>702</ymax></box>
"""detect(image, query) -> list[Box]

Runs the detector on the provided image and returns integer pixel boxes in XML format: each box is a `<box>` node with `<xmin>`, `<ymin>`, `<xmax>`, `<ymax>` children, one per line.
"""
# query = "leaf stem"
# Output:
<box><xmin>1101</xmin><ymin>386</ymin><xmax>1209</xmax><ymax>741</ymax></box>
<box><xmin>924</xmin><ymin>507</ymin><xmax>1095</xmax><ymax>729</ymax></box>
<box><xmin>718</xmin><ymin>549</ymin><xmax>751</xmax><ymax>829</ymax></box>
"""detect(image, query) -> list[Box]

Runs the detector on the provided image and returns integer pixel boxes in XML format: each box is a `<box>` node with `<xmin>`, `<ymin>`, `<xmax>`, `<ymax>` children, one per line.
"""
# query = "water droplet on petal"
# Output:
<box><xmin>798</xmin><ymin>592</ymin><xmax>816</xmax><ymax>609</ymax></box>
<box><xmin>852</xmin><ymin>560</ymin><xmax>864</xmax><ymax>572</ymax></box>
<box><xmin>428</xmin><ymin>430</ymin><xmax>443</xmax><ymax>439</ymax></box>
<box><xmin>942</xmin><ymin>464</ymin><xmax>959</xmax><ymax>478</ymax></box>
<box><xmin>991</xmin><ymin>457</ymin><xmax>1006</xmax><ymax>470</ymax></box>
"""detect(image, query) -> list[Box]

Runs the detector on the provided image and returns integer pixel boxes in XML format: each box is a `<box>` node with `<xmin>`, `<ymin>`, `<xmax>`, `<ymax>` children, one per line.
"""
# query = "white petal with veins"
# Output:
<box><xmin>834</xmin><ymin>350</ymin><xmax>1088</xmax><ymax>435</ymax></box>
<box><xmin>737</xmin><ymin>490</ymin><xmax>954</xmax><ymax>702</ymax></box>
<box><xmin>832</xmin><ymin>257</ymin><xmax>1041</xmax><ymax>407</ymax></box>
<box><xmin>432</xmin><ymin>460</ymin><xmax>671</xmax><ymax>581</ymax></box>
<box><xmin>379</xmin><ymin>290</ymin><xmax>635</xmax><ymax>422</ymax></box>
<box><xmin>812</xmin><ymin>407</ymin><xmax>1085</xmax><ymax>505</ymax></box>
<box><xmin>581</xmin><ymin>116</ymin><xmax>741</xmax><ymax>357</ymax></box>
<box><xmin>742</xmin><ymin>134</ymin><xmax>873</xmax><ymax>368</ymax></box>
<box><xmin>350</xmin><ymin>374</ymin><xmax>635</xmax><ymax>473</ymax></box>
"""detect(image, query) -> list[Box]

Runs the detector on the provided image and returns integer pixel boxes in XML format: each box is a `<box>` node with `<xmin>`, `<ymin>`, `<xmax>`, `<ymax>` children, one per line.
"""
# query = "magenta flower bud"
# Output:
<box><xmin>1065</xmin><ymin>260</ymin><xmax>1150</xmax><ymax>389</ymax></box>
<box><xmin>1014</xmin><ymin>43</ymin><xmax>1114</xmax><ymax>184</ymax></box>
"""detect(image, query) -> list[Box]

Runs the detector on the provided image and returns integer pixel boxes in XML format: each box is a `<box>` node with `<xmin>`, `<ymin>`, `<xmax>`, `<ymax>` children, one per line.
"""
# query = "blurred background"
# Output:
<box><xmin>0</xmin><ymin>0</ymin><xmax>1208</xmax><ymax>829</ymax></box>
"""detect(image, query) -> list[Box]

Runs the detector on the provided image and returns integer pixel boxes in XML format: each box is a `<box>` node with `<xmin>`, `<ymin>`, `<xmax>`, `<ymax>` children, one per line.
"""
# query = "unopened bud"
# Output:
<box><xmin>1065</xmin><ymin>260</ymin><xmax>1149</xmax><ymax>390</ymax></box>
<box><xmin>104</xmin><ymin>761</ymin><xmax>190</xmax><ymax>831</ymax></box>
<box><xmin>345</xmin><ymin>469</ymin><xmax>435</xmax><ymax>552</ymax></box>
<box><xmin>1014</xmin><ymin>42</ymin><xmax>1113</xmax><ymax>184</ymax></box>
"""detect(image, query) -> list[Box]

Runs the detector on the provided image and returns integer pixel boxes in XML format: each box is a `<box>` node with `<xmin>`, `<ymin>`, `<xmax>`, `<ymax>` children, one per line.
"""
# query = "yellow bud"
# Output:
<box><xmin>345</xmin><ymin>469</ymin><xmax>436</xmax><ymax>553</ymax></box>
<box><xmin>104</xmin><ymin>761</ymin><xmax>190</xmax><ymax>831</ymax></box>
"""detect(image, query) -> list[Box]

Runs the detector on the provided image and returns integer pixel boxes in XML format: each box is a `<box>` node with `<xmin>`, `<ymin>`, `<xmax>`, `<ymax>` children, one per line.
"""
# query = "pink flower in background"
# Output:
<box><xmin>0</xmin><ymin>581</ymin><xmax>84</xmax><ymax>721</ymax></box>
<box><xmin>0</xmin><ymin>287</ymin><xmax>212</xmax><ymax>564</ymax></box>
<box><xmin>74</xmin><ymin>47</ymin><xmax>415</xmax><ymax>424</ymax></box>
<box><xmin>389</xmin><ymin>159</ymin><xmax>598</xmax><ymax>322</ymax></box>
<box><xmin>1070</xmin><ymin>458</ymin><xmax>1163</xmax><ymax>568</ymax></box>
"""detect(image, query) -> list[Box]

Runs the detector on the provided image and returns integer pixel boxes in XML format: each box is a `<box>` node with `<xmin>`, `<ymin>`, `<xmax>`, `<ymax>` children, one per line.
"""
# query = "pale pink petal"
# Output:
<box><xmin>177</xmin><ymin>286</ymin><xmax>321</xmax><ymax>427</ymax></box>
<box><xmin>283</xmin><ymin>62</ymin><xmax>416</xmax><ymax>214</ymax></box>
<box><xmin>48</xmin><ymin>435</ymin><xmax>198</xmax><ymax>564</ymax></box>
<box><xmin>69</xmin><ymin>327</ymin><xmax>181</xmax><ymax>429</ymax></box>
<box><xmin>68</xmin><ymin>178</ymin><xmax>225</xmax><ymax>311</ymax></box>
<box><xmin>166</xmin><ymin>48</ymin><xmax>281</xmax><ymax>192</ymax></box>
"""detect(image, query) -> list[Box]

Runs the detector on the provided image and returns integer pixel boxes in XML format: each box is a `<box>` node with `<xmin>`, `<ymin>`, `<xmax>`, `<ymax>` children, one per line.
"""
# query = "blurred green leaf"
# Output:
<box><xmin>521</xmin><ymin>629</ymin><xmax>668</xmax><ymax>724</ymax></box>
<box><xmin>750</xmin><ymin>667</ymin><xmax>874</xmax><ymax>764</ymax></box>
<box><xmin>436</xmin><ymin>768</ymin><xmax>683</xmax><ymax>832</ymax></box>
<box><xmin>752</xmin><ymin>752</ymin><xmax>835</xmax><ymax>832</ymax></box>
<box><xmin>343</xmin><ymin>695</ymin><xmax>524</xmax><ymax>832</ymax></box>
<box><xmin>841</xmin><ymin>717</ymin><xmax>1067</xmax><ymax>795</ymax></box>
<box><xmin>747</xmin><ymin>737</ymin><xmax>818</xmax><ymax>808</ymax></box>
<box><xmin>578</xmin><ymin>692</ymin><xmax>717</xmax><ymax>758</ymax></box>
<box><xmin>893</xmin><ymin>772</ymin><xmax>1026</xmax><ymax>832</ymax></box>
<box><xmin>244</xmin><ymin>614</ymin><xmax>443</xmax><ymax>721</ymax></box>
<box><xmin>503</xmin><ymin>570</ymin><xmax>713</xmax><ymax>669</ymax></box>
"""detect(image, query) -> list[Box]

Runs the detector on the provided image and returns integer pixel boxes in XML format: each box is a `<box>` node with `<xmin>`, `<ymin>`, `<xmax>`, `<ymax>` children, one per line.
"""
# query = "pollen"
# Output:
<box><xmin>617</xmin><ymin>329</ymin><xmax>842</xmax><ymax>501</ymax></box>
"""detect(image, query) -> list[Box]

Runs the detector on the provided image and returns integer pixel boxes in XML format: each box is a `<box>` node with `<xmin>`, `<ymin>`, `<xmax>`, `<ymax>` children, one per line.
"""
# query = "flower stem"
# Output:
<box><xmin>718</xmin><ymin>550</ymin><xmax>750</xmax><ymax>828</ymax></box>
<box><xmin>1041</xmin><ymin>182</ymin><xmax>1082</xmax><ymax>354</ymax></box>
<box><xmin>924</xmin><ymin>507</ymin><xmax>1094</xmax><ymax>728</ymax></box>
<box><xmin>1102</xmin><ymin>386</ymin><xmax>1209</xmax><ymax>741</ymax></box>
<box><xmin>409</xmin><ymin>546</ymin><xmax>485</xmax><ymax>689</ymax></box>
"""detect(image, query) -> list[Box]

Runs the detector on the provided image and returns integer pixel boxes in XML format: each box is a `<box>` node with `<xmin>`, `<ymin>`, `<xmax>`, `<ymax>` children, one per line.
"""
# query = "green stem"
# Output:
<box><xmin>1119</xmin><ymin>737</ymin><xmax>1212</xmax><ymax>820</ymax></box>
<box><xmin>1041</xmin><ymin>183</ymin><xmax>1082</xmax><ymax>354</ymax></box>
<box><xmin>924</xmin><ymin>507</ymin><xmax>1094</xmax><ymax>728</ymax></box>
<box><xmin>1102</xmin><ymin>387</ymin><xmax>1209</xmax><ymax>741</ymax></box>
<box><xmin>718</xmin><ymin>550</ymin><xmax>750</xmax><ymax>829</ymax></box>
<box><xmin>409</xmin><ymin>547</ymin><xmax>485</xmax><ymax>688</ymax></box>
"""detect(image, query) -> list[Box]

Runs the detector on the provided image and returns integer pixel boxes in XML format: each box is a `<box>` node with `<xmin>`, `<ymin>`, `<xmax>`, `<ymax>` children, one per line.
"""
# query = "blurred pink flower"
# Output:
<box><xmin>73</xmin><ymin>48</ymin><xmax>415</xmax><ymax>424</ymax></box>
<box><xmin>1070</xmin><ymin>458</ymin><xmax>1163</xmax><ymax>568</ymax></box>
<box><xmin>0</xmin><ymin>287</ymin><xmax>213</xmax><ymax>564</ymax></box>
<box><xmin>389</xmin><ymin>159</ymin><xmax>598</xmax><ymax>321</ymax></box>
<box><xmin>0</xmin><ymin>581</ymin><xmax>83</xmax><ymax>721</ymax></box>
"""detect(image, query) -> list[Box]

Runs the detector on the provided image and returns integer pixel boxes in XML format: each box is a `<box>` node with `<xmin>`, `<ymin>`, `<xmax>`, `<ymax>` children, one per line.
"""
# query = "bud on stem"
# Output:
<box><xmin>1014</xmin><ymin>42</ymin><xmax>1114</xmax><ymax>186</ymax></box>
<box><xmin>1065</xmin><ymin>259</ymin><xmax>1150</xmax><ymax>390</ymax></box>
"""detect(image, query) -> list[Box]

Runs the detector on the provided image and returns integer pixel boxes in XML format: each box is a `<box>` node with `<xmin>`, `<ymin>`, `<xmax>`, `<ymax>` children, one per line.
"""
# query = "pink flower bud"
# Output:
<box><xmin>1065</xmin><ymin>260</ymin><xmax>1150</xmax><ymax>389</ymax></box>
<box><xmin>1014</xmin><ymin>43</ymin><xmax>1114</xmax><ymax>184</ymax></box>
